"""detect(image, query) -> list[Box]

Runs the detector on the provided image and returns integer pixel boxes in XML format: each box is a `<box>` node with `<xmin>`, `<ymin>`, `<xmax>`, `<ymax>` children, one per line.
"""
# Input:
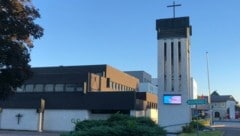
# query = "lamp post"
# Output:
<box><xmin>206</xmin><ymin>52</ymin><xmax>212</xmax><ymax>125</ymax></box>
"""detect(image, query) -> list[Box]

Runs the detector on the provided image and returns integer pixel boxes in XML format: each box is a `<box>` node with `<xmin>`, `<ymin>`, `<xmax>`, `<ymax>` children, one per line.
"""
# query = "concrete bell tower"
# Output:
<box><xmin>156</xmin><ymin>16</ymin><xmax>192</xmax><ymax>132</ymax></box>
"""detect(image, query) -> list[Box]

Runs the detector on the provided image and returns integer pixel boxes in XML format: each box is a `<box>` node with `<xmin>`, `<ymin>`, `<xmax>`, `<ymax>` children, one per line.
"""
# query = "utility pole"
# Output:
<box><xmin>206</xmin><ymin>52</ymin><xmax>212</xmax><ymax>126</ymax></box>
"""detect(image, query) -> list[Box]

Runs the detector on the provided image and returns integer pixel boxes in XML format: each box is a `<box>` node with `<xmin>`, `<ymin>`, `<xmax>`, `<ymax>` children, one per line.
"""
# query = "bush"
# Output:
<box><xmin>182</xmin><ymin>124</ymin><xmax>194</xmax><ymax>133</ymax></box>
<box><xmin>74</xmin><ymin>120</ymin><xmax>106</xmax><ymax>131</ymax></box>
<box><xmin>62</xmin><ymin>113</ymin><xmax>166</xmax><ymax>136</ymax></box>
<box><xmin>182</xmin><ymin>120</ymin><xmax>206</xmax><ymax>133</ymax></box>
<box><xmin>190</xmin><ymin>120</ymin><xmax>205</xmax><ymax>130</ymax></box>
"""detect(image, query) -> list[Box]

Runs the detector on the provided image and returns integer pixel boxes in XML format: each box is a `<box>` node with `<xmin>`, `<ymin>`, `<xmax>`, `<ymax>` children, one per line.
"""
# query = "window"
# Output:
<box><xmin>16</xmin><ymin>85</ymin><xmax>24</xmax><ymax>92</ymax></box>
<box><xmin>111</xmin><ymin>82</ymin><xmax>114</xmax><ymax>89</ymax></box>
<box><xmin>45</xmin><ymin>84</ymin><xmax>54</xmax><ymax>92</ymax></box>
<box><xmin>55</xmin><ymin>84</ymin><xmax>64</xmax><ymax>92</ymax></box>
<box><xmin>25</xmin><ymin>84</ymin><xmax>34</xmax><ymax>92</ymax></box>
<box><xmin>76</xmin><ymin>84</ymin><xmax>83</xmax><ymax>92</ymax></box>
<box><xmin>164</xmin><ymin>42</ymin><xmax>167</xmax><ymax>61</ymax></box>
<box><xmin>34</xmin><ymin>84</ymin><xmax>44</xmax><ymax>92</ymax></box>
<box><xmin>106</xmin><ymin>78</ymin><xmax>110</xmax><ymax>88</ymax></box>
<box><xmin>114</xmin><ymin>83</ymin><xmax>117</xmax><ymax>90</ymax></box>
<box><xmin>171</xmin><ymin>42</ymin><xmax>174</xmax><ymax>65</ymax></box>
<box><xmin>178</xmin><ymin>41</ymin><xmax>181</xmax><ymax>62</ymax></box>
<box><xmin>65</xmin><ymin>84</ymin><xmax>75</xmax><ymax>92</ymax></box>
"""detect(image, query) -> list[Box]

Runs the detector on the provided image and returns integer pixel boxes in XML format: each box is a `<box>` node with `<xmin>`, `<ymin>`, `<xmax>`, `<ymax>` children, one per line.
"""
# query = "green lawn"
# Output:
<box><xmin>180</xmin><ymin>130</ymin><xmax>223</xmax><ymax>136</ymax></box>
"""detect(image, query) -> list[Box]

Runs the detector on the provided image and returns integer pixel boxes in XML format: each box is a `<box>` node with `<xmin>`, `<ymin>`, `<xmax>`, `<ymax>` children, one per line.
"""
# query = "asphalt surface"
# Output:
<box><xmin>213</xmin><ymin>120</ymin><xmax>240</xmax><ymax>136</ymax></box>
<box><xmin>218</xmin><ymin>127</ymin><xmax>240</xmax><ymax>136</ymax></box>
<box><xmin>0</xmin><ymin>130</ymin><xmax>62</xmax><ymax>136</ymax></box>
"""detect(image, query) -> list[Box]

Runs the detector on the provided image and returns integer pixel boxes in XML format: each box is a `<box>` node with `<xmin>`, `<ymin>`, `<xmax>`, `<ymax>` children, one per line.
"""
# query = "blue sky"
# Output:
<box><xmin>31</xmin><ymin>0</ymin><xmax>240</xmax><ymax>102</ymax></box>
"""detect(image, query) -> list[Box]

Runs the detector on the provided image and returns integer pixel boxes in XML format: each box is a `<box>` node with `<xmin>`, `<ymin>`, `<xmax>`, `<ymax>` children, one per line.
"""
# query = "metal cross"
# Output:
<box><xmin>167</xmin><ymin>1</ymin><xmax>181</xmax><ymax>18</ymax></box>
<box><xmin>16</xmin><ymin>113</ymin><xmax>23</xmax><ymax>124</ymax></box>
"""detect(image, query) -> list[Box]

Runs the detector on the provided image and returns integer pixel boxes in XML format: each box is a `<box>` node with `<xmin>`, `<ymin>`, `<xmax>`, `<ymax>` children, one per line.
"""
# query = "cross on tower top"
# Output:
<box><xmin>167</xmin><ymin>1</ymin><xmax>181</xmax><ymax>18</ymax></box>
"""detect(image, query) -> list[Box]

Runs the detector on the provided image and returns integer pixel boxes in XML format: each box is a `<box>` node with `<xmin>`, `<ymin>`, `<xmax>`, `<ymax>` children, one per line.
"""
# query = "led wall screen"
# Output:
<box><xmin>163</xmin><ymin>94</ymin><xmax>182</xmax><ymax>104</ymax></box>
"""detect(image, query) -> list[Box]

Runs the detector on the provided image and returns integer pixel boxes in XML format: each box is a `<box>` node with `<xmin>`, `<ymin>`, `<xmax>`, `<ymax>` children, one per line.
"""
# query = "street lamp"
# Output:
<box><xmin>206</xmin><ymin>51</ymin><xmax>212</xmax><ymax>125</ymax></box>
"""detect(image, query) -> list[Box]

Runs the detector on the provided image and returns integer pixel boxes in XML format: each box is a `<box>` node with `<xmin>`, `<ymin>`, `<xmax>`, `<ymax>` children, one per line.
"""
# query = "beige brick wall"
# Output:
<box><xmin>88</xmin><ymin>65</ymin><xmax>139</xmax><ymax>92</ymax></box>
<box><xmin>106</xmin><ymin>65</ymin><xmax>139</xmax><ymax>90</ymax></box>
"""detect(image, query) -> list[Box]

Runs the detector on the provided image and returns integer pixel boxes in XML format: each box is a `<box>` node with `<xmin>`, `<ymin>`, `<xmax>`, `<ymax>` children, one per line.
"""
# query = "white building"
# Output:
<box><xmin>211</xmin><ymin>91</ymin><xmax>237</xmax><ymax>120</ymax></box>
<box><xmin>190</xmin><ymin>78</ymin><xmax>198</xmax><ymax>99</ymax></box>
<box><xmin>156</xmin><ymin>17</ymin><xmax>192</xmax><ymax>132</ymax></box>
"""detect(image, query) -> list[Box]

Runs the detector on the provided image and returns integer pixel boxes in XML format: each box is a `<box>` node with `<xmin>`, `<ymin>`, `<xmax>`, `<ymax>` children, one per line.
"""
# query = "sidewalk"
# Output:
<box><xmin>212</xmin><ymin>120</ymin><xmax>240</xmax><ymax>128</ymax></box>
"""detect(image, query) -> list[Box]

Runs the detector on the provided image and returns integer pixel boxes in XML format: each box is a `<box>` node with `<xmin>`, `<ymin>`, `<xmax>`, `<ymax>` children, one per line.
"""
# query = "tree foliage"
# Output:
<box><xmin>0</xmin><ymin>0</ymin><xmax>43</xmax><ymax>98</ymax></box>
<box><xmin>62</xmin><ymin>114</ymin><xmax>166</xmax><ymax>136</ymax></box>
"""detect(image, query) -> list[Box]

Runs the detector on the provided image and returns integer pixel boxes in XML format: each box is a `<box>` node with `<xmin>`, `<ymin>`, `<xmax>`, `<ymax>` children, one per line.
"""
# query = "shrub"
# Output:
<box><xmin>182</xmin><ymin>124</ymin><xmax>194</xmax><ymax>133</ymax></box>
<box><xmin>182</xmin><ymin>120</ymin><xmax>206</xmax><ymax>133</ymax></box>
<box><xmin>62</xmin><ymin>113</ymin><xmax>166</xmax><ymax>136</ymax></box>
<box><xmin>74</xmin><ymin>120</ymin><xmax>106</xmax><ymax>131</ymax></box>
<box><xmin>190</xmin><ymin>120</ymin><xmax>205</xmax><ymax>130</ymax></box>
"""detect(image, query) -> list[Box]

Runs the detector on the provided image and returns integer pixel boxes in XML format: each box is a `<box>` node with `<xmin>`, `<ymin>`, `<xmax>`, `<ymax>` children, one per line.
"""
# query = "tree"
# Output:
<box><xmin>0</xmin><ymin>0</ymin><xmax>43</xmax><ymax>98</ymax></box>
<box><xmin>211</xmin><ymin>91</ymin><xmax>220</xmax><ymax>96</ymax></box>
<box><xmin>62</xmin><ymin>114</ymin><xmax>166</xmax><ymax>136</ymax></box>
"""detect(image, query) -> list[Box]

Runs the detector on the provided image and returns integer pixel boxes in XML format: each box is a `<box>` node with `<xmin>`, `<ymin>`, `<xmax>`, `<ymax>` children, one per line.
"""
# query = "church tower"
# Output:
<box><xmin>156</xmin><ymin>16</ymin><xmax>192</xmax><ymax>131</ymax></box>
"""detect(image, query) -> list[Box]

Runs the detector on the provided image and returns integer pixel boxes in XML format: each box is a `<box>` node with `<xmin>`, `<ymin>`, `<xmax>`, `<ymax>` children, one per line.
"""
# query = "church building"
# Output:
<box><xmin>0</xmin><ymin>65</ymin><xmax>158</xmax><ymax>131</ymax></box>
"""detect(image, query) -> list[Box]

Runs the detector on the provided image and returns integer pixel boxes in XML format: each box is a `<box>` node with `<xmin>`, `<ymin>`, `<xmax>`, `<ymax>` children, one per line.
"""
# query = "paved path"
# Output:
<box><xmin>213</xmin><ymin>120</ymin><xmax>240</xmax><ymax>128</ymax></box>
<box><xmin>0</xmin><ymin>130</ymin><xmax>62</xmax><ymax>136</ymax></box>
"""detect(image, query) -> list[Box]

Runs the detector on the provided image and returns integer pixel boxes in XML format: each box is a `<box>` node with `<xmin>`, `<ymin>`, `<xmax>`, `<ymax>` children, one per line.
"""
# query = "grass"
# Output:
<box><xmin>180</xmin><ymin>130</ymin><xmax>223</xmax><ymax>136</ymax></box>
<box><xmin>198</xmin><ymin>119</ymin><xmax>210</xmax><ymax>126</ymax></box>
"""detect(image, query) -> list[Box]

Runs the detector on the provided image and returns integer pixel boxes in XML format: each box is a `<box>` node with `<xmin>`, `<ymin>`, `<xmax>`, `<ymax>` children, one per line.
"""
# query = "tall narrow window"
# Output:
<box><xmin>164</xmin><ymin>74</ymin><xmax>166</xmax><ymax>91</ymax></box>
<box><xmin>164</xmin><ymin>42</ymin><xmax>167</xmax><ymax>61</ymax></box>
<box><xmin>178</xmin><ymin>41</ymin><xmax>181</xmax><ymax>62</ymax></box>
<box><xmin>171</xmin><ymin>42</ymin><xmax>174</xmax><ymax>92</ymax></box>
<box><xmin>171</xmin><ymin>42</ymin><xmax>174</xmax><ymax>65</ymax></box>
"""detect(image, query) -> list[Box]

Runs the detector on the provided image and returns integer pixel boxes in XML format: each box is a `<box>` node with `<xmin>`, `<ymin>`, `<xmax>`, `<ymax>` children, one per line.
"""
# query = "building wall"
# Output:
<box><xmin>226</xmin><ymin>101</ymin><xmax>236</xmax><ymax>119</ymax></box>
<box><xmin>212</xmin><ymin>100</ymin><xmax>236</xmax><ymax>119</ymax></box>
<box><xmin>0</xmin><ymin>109</ymin><xmax>39</xmax><ymax>131</ymax></box>
<box><xmin>89</xmin><ymin>65</ymin><xmax>140</xmax><ymax>92</ymax></box>
<box><xmin>18</xmin><ymin>65</ymin><xmax>140</xmax><ymax>93</ymax></box>
<box><xmin>125</xmin><ymin>71</ymin><xmax>152</xmax><ymax>83</ymax></box>
<box><xmin>88</xmin><ymin>113</ymin><xmax>111</xmax><ymax>120</ymax></box>
<box><xmin>130</xmin><ymin>109</ymin><xmax>158</xmax><ymax>123</ymax></box>
<box><xmin>190</xmin><ymin>78</ymin><xmax>198</xmax><ymax>99</ymax></box>
<box><xmin>106</xmin><ymin>65</ymin><xmax>139</xmax><ymax>91</ymax></box>
<box><xmin>0</xmin><ymin>108</ymin><xmax>158</xmax><ymax>132</ymax></box>
<box><xmin>212</xmin><ymin>102</ymin><xmax>226</xmax><ymax>119</ymax></box>
<box><xmin>146</xmin><ymin>109</ymin><xmax>158</xmax><ymax>123</ymax></box>
<box><xmin>43</xmin><ymin>110</ymin><xmax>89</xmax><ymax>131</ymax></box>
<box><xmin>139</xmin><ymin>83</ymin><xmax>158</xmax><ymax>95</ymax></box>
<box><xmin>0</xmin><ymin>109</ymin><xmax>89</xmax><ymax>131</ymax></box>
<box><xmin>158</xmin><ymin>37</ymin><xmax>191</xmax><ymax>132</ymax></box>
<box><xmin>151</xmin><ymin>78</ymin><xmax>158</xmax><ymax>87</ymax></box>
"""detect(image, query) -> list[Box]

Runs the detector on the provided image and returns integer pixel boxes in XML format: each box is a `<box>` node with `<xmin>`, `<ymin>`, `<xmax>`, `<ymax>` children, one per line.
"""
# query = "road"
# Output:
<box><xmin>213</xmin><ymin>120</ymin><xmax>240</xmax><ymax>136</ymax></box>
<box><xmin>217</xmin><ymin>127</ymin><xmax>240</xmax><ymax>136</ymax></box>
<box><xmin>0</xmin><ymin>130</ymin><xmax>61</xmax><ymax>136</ymax></box>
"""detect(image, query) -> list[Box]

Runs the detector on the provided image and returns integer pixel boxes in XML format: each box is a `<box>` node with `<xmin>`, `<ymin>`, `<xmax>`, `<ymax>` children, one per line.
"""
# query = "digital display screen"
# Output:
<box><xmin>163</xmin><ymin>94</ymin><xmax>181</xmax><ymax>104</ymax></box>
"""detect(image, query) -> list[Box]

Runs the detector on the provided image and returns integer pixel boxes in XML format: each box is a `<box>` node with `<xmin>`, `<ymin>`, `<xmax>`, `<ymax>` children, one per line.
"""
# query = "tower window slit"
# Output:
<box><xmin>164</xmin><ymin>42</ymin><xmax>167</xmax><ymax>61</ymax></box>
<box><xmin>171</xmin><ymin>42</ymin><xmax>174</xmax><ymax>91</ymax></box>
<box><xmin>171</xmin><ymin>42</ymin><xmax>174</xmax><ymax>65</ymax></box>
<box><xmin>178</xmin><ymin>41</ymin><xmax>181</xmax><ymax>62</ymax></box>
